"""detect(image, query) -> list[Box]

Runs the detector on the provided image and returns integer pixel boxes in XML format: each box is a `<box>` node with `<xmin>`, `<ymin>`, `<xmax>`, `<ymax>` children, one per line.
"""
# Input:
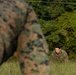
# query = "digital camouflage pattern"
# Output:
<box><xmin>0</xmin><ymin>0</ymin><xmax>50</xmax><ymax>75</ymax></box>
<box><xmin>51</xmin><ymin>49</ymin><xmax>69</xmax><ymax>63</ymax></box>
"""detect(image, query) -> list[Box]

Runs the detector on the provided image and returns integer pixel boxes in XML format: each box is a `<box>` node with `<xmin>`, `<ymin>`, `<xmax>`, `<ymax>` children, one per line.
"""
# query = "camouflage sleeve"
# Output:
<box><xmin>50</xmin><ymin>51</ymin><xmax>56</xmax><ymax>61</ymax></box>
<box><xmin>17</xmin><ymin>4</ymin><xmax>50</xmax><ymax>75</ymax></box>
<box><xmin>62</xmin><ymin>50</ymin><xmax>69</xmax><ymax>62</ymax></box>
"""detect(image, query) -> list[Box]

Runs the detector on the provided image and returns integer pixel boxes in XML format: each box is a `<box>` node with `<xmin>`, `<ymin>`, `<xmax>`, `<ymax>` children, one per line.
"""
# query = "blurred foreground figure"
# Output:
<box><xmin>0</xmin><ymin>0</ymin><xmax>50</xmax><ymax>75</ymax></box>
<box><xmin>51</xmin><ymin>47</ymin><xmax>69</xmax><ymax>63</ymax></box>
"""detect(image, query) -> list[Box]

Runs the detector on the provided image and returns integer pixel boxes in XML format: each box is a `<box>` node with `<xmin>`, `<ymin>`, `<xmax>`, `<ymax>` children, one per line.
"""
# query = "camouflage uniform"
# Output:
<box><xmin>0</xmin><ymin>0</ymin><xmax>50</xmax><ymax>75</ymax></box>
<box><xmin>51</xmin><ymin>49</ymin><xmax>69</xmax><ymax>63</ymax></box>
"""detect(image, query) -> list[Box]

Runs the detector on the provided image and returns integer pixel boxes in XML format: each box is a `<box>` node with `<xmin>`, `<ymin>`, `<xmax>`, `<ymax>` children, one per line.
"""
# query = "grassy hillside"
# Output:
<box><xmin>0</xmin><ymin>57</ymin><xmax>22</xmax><ymax>75</ymax></box>
<box><xmin>0</xmin><ymin>56</ymin><xmax>76</xmax><ymax>75</ymax></box>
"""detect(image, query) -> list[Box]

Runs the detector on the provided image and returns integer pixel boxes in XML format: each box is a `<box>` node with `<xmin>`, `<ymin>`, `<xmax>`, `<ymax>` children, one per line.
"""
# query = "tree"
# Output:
<box><xmin>39</xmin><ymin>10</ymin><xmax>76</xmax><ymax>59</ymax></box>
<box><xmin>26</xmin><ymin>0</ymin><xmax>76</xmax><ymax>20</ymax></box>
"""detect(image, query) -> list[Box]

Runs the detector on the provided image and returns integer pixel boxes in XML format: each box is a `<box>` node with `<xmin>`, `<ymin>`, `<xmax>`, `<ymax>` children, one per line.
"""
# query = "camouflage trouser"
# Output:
<box><xmin>0</xmin><ymin>0</ymin><xmax>50</xmax><ymax>75</ymax></box>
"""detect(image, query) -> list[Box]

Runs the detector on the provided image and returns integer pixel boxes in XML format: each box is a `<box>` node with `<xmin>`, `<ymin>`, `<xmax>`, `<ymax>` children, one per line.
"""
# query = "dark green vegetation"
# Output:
<box><xmin>26</xmin><ymin>0</ymin><xmax>76</xmax><ymax>60</ymax></box>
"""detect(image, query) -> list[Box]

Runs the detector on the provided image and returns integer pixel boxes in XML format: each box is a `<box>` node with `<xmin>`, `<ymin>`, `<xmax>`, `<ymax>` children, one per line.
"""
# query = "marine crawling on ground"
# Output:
<box><xmin>51</xmin><ymin>47</ymin><xmax>69</xmax><ymax>63</ymax></box>
<box><xmin>0</xmin><ymin>0</ymin><xmax>50</xmax><ymax>75</ymax></box>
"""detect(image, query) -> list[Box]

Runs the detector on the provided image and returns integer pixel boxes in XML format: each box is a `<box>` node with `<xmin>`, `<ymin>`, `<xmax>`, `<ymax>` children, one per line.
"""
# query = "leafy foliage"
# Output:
<box><xmin>26</xmin><ymin>0</ymin><xmax>76</xmax><ymax>20</ymax></box>
<box><xmin>25</xmin><ymin>0</ymin><xmax>76</xmax><ymax>59</ymax></box>
<box><xmin>39</xmin><ymin>10</ymin><xmax>76</xmax><ymax>59</ymax></box>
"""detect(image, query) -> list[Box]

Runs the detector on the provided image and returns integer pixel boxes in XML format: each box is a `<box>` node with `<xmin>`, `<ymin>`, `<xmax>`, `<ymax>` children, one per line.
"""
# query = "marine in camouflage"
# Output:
<box><xmin>51</xmin><ymin>48</ymin><xmax>69</xmax><ymax>63</ymax></box>
<box><xmin>0</xmin><ymin>0</ymin><xmax>50</xmax><ymax>75</ymax></box>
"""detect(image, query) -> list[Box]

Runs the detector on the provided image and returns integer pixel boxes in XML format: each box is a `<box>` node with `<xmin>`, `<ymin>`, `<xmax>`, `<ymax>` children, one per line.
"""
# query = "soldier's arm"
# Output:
<box><xmin>17</xmin><ymin>4</ymin><xmax>50</xmax><ymax>75</ymax></box>
<box><xmin>50</xmin><ymin>51</ymin><xmax>56</xmax><ymax>61</ymax></box>
<box><xmin>63</xmin><ymin>50</ymin><xmax>69</xmax><ymax>62</ymax></box>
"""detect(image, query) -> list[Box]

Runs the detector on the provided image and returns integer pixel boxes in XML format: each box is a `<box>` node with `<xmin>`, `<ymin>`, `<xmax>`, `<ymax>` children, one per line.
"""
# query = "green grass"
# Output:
<box><xmin>0</xmin><ymin>57</ymin><xmax>76</xmax><ymax>75</ymax></box>
<box><xmin>51</xmin><ymin>62</ymin><xmax>76</xmax><ymax>75</ymax></box>
<box><xmin>0</xmin><ymin>57</ymin><xmax>22</xmax><ymax>75</ymax></box>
